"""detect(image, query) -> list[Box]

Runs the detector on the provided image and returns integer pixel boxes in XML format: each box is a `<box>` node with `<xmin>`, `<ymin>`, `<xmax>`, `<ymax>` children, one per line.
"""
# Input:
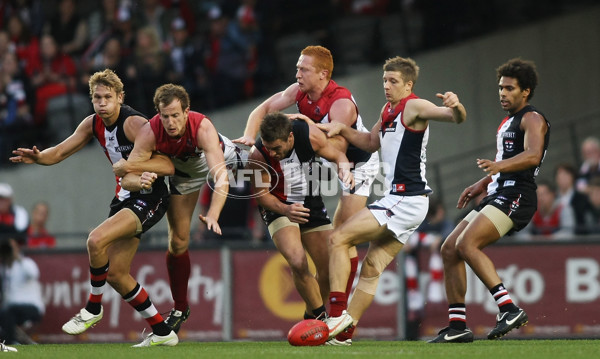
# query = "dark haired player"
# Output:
<box><xmin>429</xmin><ymin>58</ymin><xmax>550</xmax><ymax>343</ymax></box>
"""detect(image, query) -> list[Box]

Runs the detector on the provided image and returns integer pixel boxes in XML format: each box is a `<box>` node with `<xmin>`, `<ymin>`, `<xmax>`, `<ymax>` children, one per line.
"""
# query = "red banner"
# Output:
<box><xmin>231</xmin><ymin>248</ymin><xmax>398</xmax><ymax>340</ymax></box>
<box><xmin>29</xmin><ymin>247</ymin><xmax>399</xmax><ymax>343</ymax></box>
<box><xmin>419</xmin><ymin>243</ymin><xmax>600</xmax><ymax>339</ymax></box>
<box><xmin>30</xmin><ymin>250</ymin><xmax>223</xmax><ymax>343</ymax></box>
<box><xmin>30</xmin><ymin>242</ymin><xmax>598</xmax><ymax>343</ymax></box>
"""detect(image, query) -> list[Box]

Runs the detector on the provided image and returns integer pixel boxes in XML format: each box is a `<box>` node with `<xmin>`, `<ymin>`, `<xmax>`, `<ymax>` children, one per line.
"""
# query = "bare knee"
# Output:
<box><xmin>86</xmin><ymin>230</ymin><xmax>107</xmax><ymax>258</ymax></box>
<box><xmin>287</xmin><ymin>256</ymin><xmax>310</xmax><ymax>278</ymax></box>
<box><xmin>440</xmin><ymin>239</ymin><xmax>458</xmax><ymax>261</ymax></box>
<box><xmin>168</xmin><ymin>232</ymin><xmax>190</xmax><ymax>254</ymax></box>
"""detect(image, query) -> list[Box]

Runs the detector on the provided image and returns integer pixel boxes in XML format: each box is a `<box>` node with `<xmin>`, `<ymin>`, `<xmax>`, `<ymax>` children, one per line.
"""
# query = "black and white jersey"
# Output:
<box><xmin>487</xmin><ymin>105</ymin><xmax>550</xmax><ymax>194</ymax></box>
<box><xmin>93</xmin><ymin>105</ymin><xmax>168</xmax><ymax>201</ymax></box>
<box><xmin>255</xmin><ymin>120</ymin><xmax>321</xmax><ymax>204</ymax></box>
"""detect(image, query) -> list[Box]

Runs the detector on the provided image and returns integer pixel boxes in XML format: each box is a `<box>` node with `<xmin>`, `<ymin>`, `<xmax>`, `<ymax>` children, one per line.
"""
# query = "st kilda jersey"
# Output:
<box><xmin>487</xmin><ymin>105</ymin><xmax>550</xmax><ymax>194</ymax></box>
<box><xmin>255</xmin><ymin>120</ymin><xmax>321</xmax><ymax>204</ymax></box>
<box><xmin>295</xmin><ymin>80</ymin><xmax>372</xmax><ymax>165</ymax></box>
<box><xmin>379</xmin><ymin>93</ymin><xmax>432</xmax><ymax>196</ymax></box>
<box><xmin>92</xmin><ymin>105</ymin><xmax>168</xmax><ymax>201</ymax></box>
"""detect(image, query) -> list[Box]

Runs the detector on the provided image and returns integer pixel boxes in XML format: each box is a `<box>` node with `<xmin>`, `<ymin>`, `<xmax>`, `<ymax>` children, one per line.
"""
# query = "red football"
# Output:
<box><xmin>287</xmin><ymin>319</ymin><xmax>328</xmax><ymax>346</ymax></box>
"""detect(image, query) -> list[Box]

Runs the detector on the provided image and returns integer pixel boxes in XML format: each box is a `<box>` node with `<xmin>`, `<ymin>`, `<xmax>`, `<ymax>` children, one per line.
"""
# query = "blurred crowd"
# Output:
<box><xmin>1</xmin><ymin>0</ymin><xmax>595</xmax><ymax>166</ymax></box>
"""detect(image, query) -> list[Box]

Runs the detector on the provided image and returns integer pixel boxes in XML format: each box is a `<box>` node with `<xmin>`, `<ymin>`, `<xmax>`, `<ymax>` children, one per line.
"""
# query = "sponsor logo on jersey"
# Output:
<box><xmin>504</xmin><ymin>180</ymin><xmax>516</xmax><ymax>187</ymax></box>
<box><xmin>503</xmin><ymin>131</ymin><xmax>516</xmax><ymax>138</ymax></box>
<box><xmin>114</xmin><ymin>145</ymin><xmax>134</xmax><ymax>153</ymax></box>
<box><xmin>392</xmin><ymin>183</ymin><xmax>405</xmax><ymax>193</ymax></box>
<box><xmin>494</xmin><ymin>199</ymin><xmax>504</xmax><ymax>205</ymax></box>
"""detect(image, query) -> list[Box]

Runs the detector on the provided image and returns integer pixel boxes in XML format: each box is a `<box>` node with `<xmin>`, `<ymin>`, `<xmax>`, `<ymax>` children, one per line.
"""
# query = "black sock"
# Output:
<box><xmin>311</xmin><ymin>305</ymin><xmax>327</xmax><ymax>319</ymax></box>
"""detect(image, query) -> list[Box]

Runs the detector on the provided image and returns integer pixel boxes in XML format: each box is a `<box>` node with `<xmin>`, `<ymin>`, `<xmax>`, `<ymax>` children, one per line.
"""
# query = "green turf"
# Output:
<box><xmin>8</xmin><ymin>339</ymin><xmax>600</xmax><ymax>359</ymax></box>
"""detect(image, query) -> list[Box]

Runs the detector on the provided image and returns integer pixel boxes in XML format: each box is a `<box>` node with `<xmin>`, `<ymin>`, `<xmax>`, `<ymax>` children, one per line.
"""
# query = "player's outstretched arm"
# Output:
<box><xmin>316</xmin><ymin>119</ymin><xmax>381</xmax><ymax>153</ymax></box>
<box><xmin>198</xmin><ymin>120</ymin><xmax>229</xmax><ymax>235</ymax></box>
<box><xmin>309</xmin><ymin>124</ymin><xmax>354</xmax><ymax>190</ymax></box>
<box><xmin>10</xmin><ymin>115</ymin><xmax>94</xmax><ymax>165</ymax></box>
<box><xmin>233</xmin><ymin>84</ymin><xmax>298</xmax><ymax>146</ymax></box>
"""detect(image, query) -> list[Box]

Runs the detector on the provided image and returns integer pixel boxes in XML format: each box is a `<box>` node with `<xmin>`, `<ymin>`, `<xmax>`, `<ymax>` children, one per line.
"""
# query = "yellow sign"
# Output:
<box><xmin>259</xmin><ymin>253</ymin><xmax>316</xmax><ymax>320</ymax></box>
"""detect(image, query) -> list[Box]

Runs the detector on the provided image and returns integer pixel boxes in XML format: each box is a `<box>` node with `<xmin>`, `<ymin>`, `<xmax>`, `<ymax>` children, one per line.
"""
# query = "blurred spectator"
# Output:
<box><xmin>0</xmin><ymin>237</ymin><xmax>45</xmax><ymax>345</ymax></box>
<box><xmin>80</xmin><ymin>36</ymin><xmax>127</xmax><ymax>91</ymax></box>
<box><xmin>576</xmin><ymin>136</ymin><xmax>600</xmax><ymax>193</ymax></box>
<box><xmin>0</xmin><ymin>30</ymin><xmax>14</xmax><ymax>59</ymax></box>
<box><xmin>134</xmin><ymin>0</ymin><xmax>173</xmax><ymax>44</ymax></box>
<box><xmin>43</xmin><ymin>0</ymin><xmax>88</xmax><ymax>57</ymax></box>
<box><xmin>519</xmin><ymin>180</ymin><xmax>575</xmax><ymax>240</ymax></box>
<box><xmin>0</xmin><ymin>183</ymin><xmax>28</xmax><ymax>244</ymax></box>
<box><xmin>0</xmin><ymin>51</ymin><xmax>34</xmax><ymax>165</ymax></box>
<box><xmin>26</xmin><ymin>201</ymin><xmax>55</xmax><ymax>249</ymax></box>
<box><xmin>25</xmin><ymin>33</ymin><xmax>77</xmax><ymax>132</ymax></box>
<box><xmin>555</xmin><ymin>163</ymin><xmax>594</xmax><ymax>235</ymax></box>
<box><xmin>585</xmin><ymin>176</ymin><xmax>600</xmax><ymax>234</ymax></box>
<box><xmin>125</xmin><ymin>26</ymin><xmax>168</xmax><ymax>115</ymax></box>
<box><xmin>6</xmin><ymin>13</ymin><xmax>39</xmax><ymax>72</ymax></box>
<box><xmin>86</xmin><ymin>0</ymin><xmax>120</xmax><ymax>44</ymax></box>
<box><xmin>0</xmin><ymin>0</ymin><xmax>45</xmax><ymax>38</ymax></box>
<box><xmin>195</xmin><ymin>182</ymin><xmax>266</xmax><ymax>244</ymax></box>
<box><xmin>234</xmin><ymin>0</ymin><xmax>260</xmax><ymax>99</ymax></box>
<box><xmin>165</xmin><ymin>16</ymin><xmax>213</xmax><ymax>110</ymax></box>
<box><xmin>204</xmin><ymin>5</ymin><xmax>257</xmax><ymax>108</ymax></box>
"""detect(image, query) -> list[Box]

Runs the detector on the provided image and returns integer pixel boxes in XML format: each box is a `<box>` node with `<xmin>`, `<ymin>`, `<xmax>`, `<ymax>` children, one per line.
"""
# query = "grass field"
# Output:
<box><xmin>7</xmin><ymin>339</ymin><xmax>600</xmax><ymax>359</ymax></box>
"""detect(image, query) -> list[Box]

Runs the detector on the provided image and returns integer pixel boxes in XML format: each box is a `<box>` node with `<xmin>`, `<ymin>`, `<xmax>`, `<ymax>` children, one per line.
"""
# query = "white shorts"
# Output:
<box><xmin>169</xmin><ymin>136</ymin><xmax>246</xmax><ymax>195</ymax></box>
<box><xmin>367</xmin><ymin>194</ymin><xmax>429</xmax><ymax>244</ymax></box>
<box><xmin>322</xmin><ymin>151</ymin><xmax>380</xmax><ymax>197</ymax></box>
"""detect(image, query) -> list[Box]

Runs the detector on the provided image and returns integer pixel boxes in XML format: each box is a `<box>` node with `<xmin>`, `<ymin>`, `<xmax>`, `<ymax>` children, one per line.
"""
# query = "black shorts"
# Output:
<box><xmin>476</xmin><ymin>186</ymin><xmax>537</xmax><ymax>234</ymax></box>
<box><xmin>109</xmin><ymin>194</ymin><xmax>169</xmax><ymax>238</ymax></box>
<box><xmin>259</xmin><ymin>196</ymin><xmax>331</xmax><ymax>230</ymax></box>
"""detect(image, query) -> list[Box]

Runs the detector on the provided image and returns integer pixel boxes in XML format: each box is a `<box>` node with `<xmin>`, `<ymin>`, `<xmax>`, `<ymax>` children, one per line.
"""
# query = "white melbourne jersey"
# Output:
<box><xmin>379</xmin><ymin>95</ymin><xmax>432</xmax><ymax>196</ymax></box>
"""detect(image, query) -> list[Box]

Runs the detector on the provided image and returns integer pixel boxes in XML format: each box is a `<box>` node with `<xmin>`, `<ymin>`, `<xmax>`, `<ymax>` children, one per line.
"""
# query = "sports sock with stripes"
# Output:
<box><xmin>490</xmin><ymin>283</ymin><xmax>519</xmax><ymax>313</ymax></box>
<box><xmin>448</xmin><ymin>303</ymin><xmax>467</xmax><ymax>330</ymax></box>
<box><xmin>123</xmin><ymin>283</ymin><xmax>171</xmax><ymax>336</ymax></box>
<box><xmin>85</xmin><ymin>262</ymin><xmax>109</xmax><ymax>315</ymax></box>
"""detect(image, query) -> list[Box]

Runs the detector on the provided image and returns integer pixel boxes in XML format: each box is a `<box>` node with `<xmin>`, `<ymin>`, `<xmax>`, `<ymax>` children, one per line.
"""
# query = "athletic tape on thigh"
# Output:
<box><xmin>480</xmin><ymin>205</ymin><xmax>514</xmax><ymax>236</ymax></box>
<box><xmin>123</xmin><ymin>208</ymin><xmax>143</xmax><ymax>235</ymax></box>
<box><xmin>267</xmin><ymin>216</ymin><xmax>299</xmax><ymax>236</ymax></box>
<box><xmin>301</xmin><ymin>223</ymin><xmax>333</xmax><ymax>234</ymax></box>
<box><xmin>355</xmin><ymin>248</ymin><xmax>394</xmax><ymax>295</ymax></box>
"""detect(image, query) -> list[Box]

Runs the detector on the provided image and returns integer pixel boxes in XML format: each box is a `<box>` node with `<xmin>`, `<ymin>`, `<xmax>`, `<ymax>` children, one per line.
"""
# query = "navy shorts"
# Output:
<box><xmin>109</xmin><ymin>194</ymin><xmax>169</xmax><ymax>238</ymax></box>
<box><xmin>259</xmin><ymin>196</ymin><xmax>331</xmax><ymax>231</ymax></box>
<box><xmin>476</xmin><ymin>186</ymin><xmax>537</xmax><ymax>234</ymax></box>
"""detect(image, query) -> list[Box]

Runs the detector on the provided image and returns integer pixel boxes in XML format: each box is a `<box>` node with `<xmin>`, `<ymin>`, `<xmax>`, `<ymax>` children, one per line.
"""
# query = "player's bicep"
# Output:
<box><xmin>329</xmin><ymin>99</ymin><xmax>357</xmax><ymax>127</ymax></box>
<box><xmin>522</xmin><ymin>113</ymin><xmax>548</xmax><ymax>157</ymax></box>
<box><xmin>264</xmin><ymin>85</ymin><xmax>297</xmax><ymax>112</ymax></box>
<box><xmin>129</xmin><ymin>124</ymin><xmax>157</xmax><ymax>162</ymax></box>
